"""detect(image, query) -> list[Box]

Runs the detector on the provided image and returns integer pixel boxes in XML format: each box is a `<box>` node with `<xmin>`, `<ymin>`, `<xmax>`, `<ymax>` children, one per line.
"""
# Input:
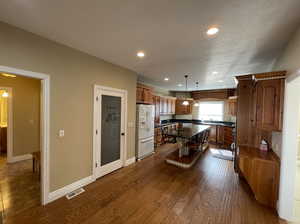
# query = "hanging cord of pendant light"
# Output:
<box><xmin>182</xmin><ymin>75</ymin><xmax>189</xmax><ymax>106</ymax></box>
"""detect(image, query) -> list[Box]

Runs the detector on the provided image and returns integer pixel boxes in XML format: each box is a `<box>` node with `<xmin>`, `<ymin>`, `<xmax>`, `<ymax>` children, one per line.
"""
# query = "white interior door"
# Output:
<box><xmin>94</xmin><ymin>86</ymin><xmax>127</xmax><ymax>179</ymax></box>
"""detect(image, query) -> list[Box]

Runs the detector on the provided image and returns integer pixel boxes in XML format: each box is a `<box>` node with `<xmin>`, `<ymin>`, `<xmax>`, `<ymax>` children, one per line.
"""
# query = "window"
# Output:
<box><xmin>195</xmin><ymin>101</ymin><xmax>224</xmax><ymax>121</ymax></box>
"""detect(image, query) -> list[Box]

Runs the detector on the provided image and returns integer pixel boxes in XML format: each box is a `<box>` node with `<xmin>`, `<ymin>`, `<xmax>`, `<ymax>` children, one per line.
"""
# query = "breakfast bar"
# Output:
<box><xmin>165</xmin><ymin>123</ymin><xmax>210</xmax><ymax>168</ymax></box>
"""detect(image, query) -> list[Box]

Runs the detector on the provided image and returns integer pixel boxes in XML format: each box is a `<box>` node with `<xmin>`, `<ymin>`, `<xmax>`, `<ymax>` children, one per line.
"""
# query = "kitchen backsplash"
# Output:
<box><xmin>160</xmin><ymin>115</ymin><xmax>173</xmax><ymax>121</ymax></box>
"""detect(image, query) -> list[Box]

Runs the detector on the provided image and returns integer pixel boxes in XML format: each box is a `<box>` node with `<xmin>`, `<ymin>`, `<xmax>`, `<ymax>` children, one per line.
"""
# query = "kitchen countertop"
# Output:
<box><xmin>155</xmin><ymin>119</ymin><xmax>235</xmax><ymax>128</ymax></box>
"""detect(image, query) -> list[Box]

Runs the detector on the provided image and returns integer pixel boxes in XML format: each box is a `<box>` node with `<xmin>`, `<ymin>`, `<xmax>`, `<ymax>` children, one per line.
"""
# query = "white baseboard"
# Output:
<box><xmin>7</xmin><ymin>154</ymin><xmax>33</xmax><ymax>163</ymax></box>
<box><xmin>47</xmin><ymin>158</ymin><xmax>135</xmax><ymax>204</ymax></box>
<box><xmin>48</xmin><ymin>175</ymin><xmax>95</xmax><ymax>203</ymax></box>
<box><xmin>125</xmin><ymin>157</ymin><xmax>136</xmax><ymax>166</ymax></box>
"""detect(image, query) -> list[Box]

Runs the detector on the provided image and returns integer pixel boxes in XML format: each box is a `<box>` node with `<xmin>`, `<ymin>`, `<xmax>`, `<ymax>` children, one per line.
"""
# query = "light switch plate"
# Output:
<box><xmin>59</xmin><ymin>130</ymin><xmax>65</xmax><ymax>137</ymax></box>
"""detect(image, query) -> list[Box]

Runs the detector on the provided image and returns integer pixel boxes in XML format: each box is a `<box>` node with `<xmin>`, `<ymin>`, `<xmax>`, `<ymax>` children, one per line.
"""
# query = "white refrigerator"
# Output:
<box><xmin>136</xmin><ymin>104</ymin><xmax>155</xmax><ymax>160</ymax></box>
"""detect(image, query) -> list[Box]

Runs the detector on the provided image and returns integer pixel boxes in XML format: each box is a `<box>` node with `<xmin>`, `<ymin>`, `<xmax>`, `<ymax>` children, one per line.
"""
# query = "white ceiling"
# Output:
<box><xmin>0</xmin><ymin>0</ymin><xmax>300</xmax><ymax>90</ymax></box>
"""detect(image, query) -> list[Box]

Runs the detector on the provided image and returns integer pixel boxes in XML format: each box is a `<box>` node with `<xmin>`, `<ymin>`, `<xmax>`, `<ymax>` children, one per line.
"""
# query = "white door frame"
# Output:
<box><xmin>93</xmin><ymin>85</ymin><xmax>127</xmax><ymax>180</ymax></box>
<box><xmin>278</xmin><ymin>71</ymin><xmax>300</xmax><ymax>222</ymax></box>
<box><xmin>0</xmin><ymin>65</ymin><xmax>50</xmax><ymax>205</ymax></box>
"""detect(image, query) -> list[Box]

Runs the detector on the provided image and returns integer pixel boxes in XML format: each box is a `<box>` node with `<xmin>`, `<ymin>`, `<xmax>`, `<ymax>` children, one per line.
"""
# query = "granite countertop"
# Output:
<box><xmin>155</xmin><ymin>119</ymin><xmax>235</xmax><ymax>128</ymax></box>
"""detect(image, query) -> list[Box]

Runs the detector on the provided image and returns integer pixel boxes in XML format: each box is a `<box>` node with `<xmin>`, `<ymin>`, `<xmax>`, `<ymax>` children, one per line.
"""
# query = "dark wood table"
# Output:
<box><xmin>165</xmin><ymin>123</ymin><xmax>210</xmax><ymax>168</ymax></box>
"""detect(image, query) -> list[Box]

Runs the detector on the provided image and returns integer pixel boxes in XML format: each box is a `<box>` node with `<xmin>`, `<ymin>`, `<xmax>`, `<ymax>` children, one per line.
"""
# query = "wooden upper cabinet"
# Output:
<box><xmin>171</xmin><ymin>99</ymin><xmax>176</xmax><ymax>114</ymax></box>
<box><xmin>191</xmin><ymin>88</ymin><xmax>236</xmax><ymax>100</ymax></box>
<box><xmin>236</xmin><ymin>71</ymin><xmax>286</xmax><ymax>148</ymax></box>
<box><xmin>158</xmin><ymin>96</ymin><xmax>176</xmax><ymax>115</ymax></box>
<box><xmin>255</xmin><ymin>79</ymin><xmax>284</xmax><ymax>131</ymax></box>
<box><xmin>153</xmin><ymin>95</ymin><xmax>160</xmax><ymax>124</ymax></box>
<box><xmin>167</xmin><ymin>99</ymin><xmax>172</xmax><ymax>114</ymax></box>
<box><xmin>136</xmin><ymin>83</ymin><xmax>153</xmax><ymax>104</ymax></box>
<box><xmin>159</xmin><ymin>97</ymin><xmax>165</xmax><ymax>114</ymax></box>
<box><xmin>175</xmin><ymin>99</ymin><xmax>193</xmax><ymax>115</ymax></box>
<box><xmin>143</xmin><ymin>88</ymin><xmax>153</xmax><ymax>104</ymax></box>
<box><xmin>136</xmin><ymin>86</ymin><xmax>144</xmax><ymax>103</ymax></box>
<box><xmin>228</xmin><ymin>98</ymin><xmax>237</xmax><ymax>116</ymax></box>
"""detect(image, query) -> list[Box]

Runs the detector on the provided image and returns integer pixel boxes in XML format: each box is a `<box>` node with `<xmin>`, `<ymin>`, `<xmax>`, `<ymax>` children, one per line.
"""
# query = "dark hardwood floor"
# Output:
<box><xmin>4</xmin><ymin>144</ymin><xmax>285</xmax><ymax>224</ymax></box>
<box><xmin>0</xmin><ymin>153</ymin><xmax>40</xmax><ymax>223</ymax></box>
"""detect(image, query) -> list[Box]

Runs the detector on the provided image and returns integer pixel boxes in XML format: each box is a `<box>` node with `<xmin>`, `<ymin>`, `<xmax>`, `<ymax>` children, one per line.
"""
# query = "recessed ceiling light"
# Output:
<box><xmin>218</xmin><ymin>80</ymin><xmax>224</xmax><ymax>83</ymax></box>
<box><xmin>207</xmin><ymin>27</ymin><xmax>219</xmax><ymax>36</ymax></box>
<box><xmin>137</xmin><ymin>51</ymin><xmax>145</xmax><ymax>58</ymax></box>
<box><xmin>212</xmin><ymin>71</ymin><xmax>218</xmax><ymax>75</ymax></box>
<box><xmin>164</xmin><ymin>77</ymin><xmax>169</xmax><ymax>81</ymax></box>
<box><xmin>177</xmin><ymin>84</ymin><xmax>183</xmax><ymax>87</ymax></box>
<box><xmin>2</xmin><ymin>73</ymin><xmax>16</xmax><ymax>78</ymax></box>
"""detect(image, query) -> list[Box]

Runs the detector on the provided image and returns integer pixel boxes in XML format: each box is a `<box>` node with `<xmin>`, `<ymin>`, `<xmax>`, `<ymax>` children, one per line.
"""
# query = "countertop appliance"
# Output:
<box><xmin>136</xmin><ymin>104</ymin><xmax>155</xmax><ymax>160</ymax></box>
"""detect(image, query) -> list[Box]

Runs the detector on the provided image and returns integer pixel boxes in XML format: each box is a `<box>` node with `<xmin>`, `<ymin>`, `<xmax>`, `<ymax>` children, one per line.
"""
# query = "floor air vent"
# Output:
<box><xmin>66</xmin><ymin>188</ymin><xmax>85</xmax><ymax>200</ymax></box>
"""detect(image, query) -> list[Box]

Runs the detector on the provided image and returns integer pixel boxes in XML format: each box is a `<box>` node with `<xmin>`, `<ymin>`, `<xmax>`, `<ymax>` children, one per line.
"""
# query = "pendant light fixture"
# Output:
<box><xmin>194</xmin><ymin>82</ymin><xmax>199</xmax><ymax>107</ymax></box>
<box><xmin>182</xmin><ymin>75</ymin><xmax>189</xmax><ymax>106</ymax></box>
<box><xmin>2</xmin><ymin>91</ymin><xmax>8</xmax><ymax>98</ymax></box>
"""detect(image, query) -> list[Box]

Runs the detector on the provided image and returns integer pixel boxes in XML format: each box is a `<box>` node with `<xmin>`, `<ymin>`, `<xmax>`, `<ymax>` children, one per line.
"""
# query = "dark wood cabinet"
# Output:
<box><xmin>136</xmin><ymin>83</ymin><xmax>153</xmax><ymax>104</ymax></box>
<box><xmin>175</xmin><ymin>99</ymin><xmax>193</xmax><ymax>115</ymax></box>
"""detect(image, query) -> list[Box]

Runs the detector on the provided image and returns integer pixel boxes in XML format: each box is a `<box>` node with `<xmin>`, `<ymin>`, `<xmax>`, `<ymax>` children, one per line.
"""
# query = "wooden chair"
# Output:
<box><xmin>188</xmin><ymin>132</ymin><xmax>204</xmax><ymax>151</ymax></box>
<box><xmin>161</xmin><ymin>126</ymin><xmax>176</xmax><ymax>144</ymax></box>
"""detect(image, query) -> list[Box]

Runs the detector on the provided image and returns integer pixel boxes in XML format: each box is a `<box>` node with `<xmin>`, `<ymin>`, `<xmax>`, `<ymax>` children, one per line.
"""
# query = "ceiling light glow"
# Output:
<box><xmin>2</xmin><ymin>92</ymin><xmax>9</xmax><ymax>98</ymax></box>
<box><xmin>164</xmin><ymin>77</ymin><xmax>169</xmax><ymax>81</ymax></box>
<box><xmin>207</xmin><ymin>27</ymin><xmax>219</xmax><ymax>36</ymax></box>
<box><xmin>137</xmin><ymin>51</ymin><xmax>145</xmax><ymax>58</ymax></box>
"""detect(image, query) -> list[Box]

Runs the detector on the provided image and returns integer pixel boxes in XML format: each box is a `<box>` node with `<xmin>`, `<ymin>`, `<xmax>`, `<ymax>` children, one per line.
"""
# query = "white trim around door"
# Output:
<box><xmin>93</xmin><ymin>85</ymin><xmax>128</xmax><ymax>180</ymax></box>
<box><xmin>0</xmin><ymin>66</ymin><xmax>50</xmax><ymax>205</ymax></box>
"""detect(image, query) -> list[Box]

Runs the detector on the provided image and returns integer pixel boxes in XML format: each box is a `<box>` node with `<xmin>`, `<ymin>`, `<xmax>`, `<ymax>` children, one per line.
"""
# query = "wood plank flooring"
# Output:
<box><xmin>4</xmin><ymin>144</ymin><xmax>286</xmax><ymax>224</ymax></box>
<box><xmin>0</xmin><ymin>154</ymin><xmax>40</xmax><ymax>223</ymax></box>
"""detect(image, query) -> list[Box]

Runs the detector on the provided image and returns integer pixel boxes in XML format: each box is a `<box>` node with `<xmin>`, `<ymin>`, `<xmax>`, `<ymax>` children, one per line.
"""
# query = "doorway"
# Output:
<box><xmin>0</xmin><ymin>66</ymin><xmax>50</xmax><ymax>208</ymax></box>
<box><xmin>0</xmin><ymin>75</ymin><xmax>42</xmax><ymax>221</ymax></box>
<box><xmin>93</xmin><ymin>85</ymin><xmax>127</xmax><ymax>179</ymax></box>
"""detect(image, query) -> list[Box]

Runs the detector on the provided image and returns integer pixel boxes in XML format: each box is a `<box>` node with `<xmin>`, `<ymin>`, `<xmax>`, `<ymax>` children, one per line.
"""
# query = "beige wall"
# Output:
<box><xmin>0</xmin><ymin>22</ymin><xmax>137</xmax><ymax>191</ymax></box>
<box><xmin>271</xmin><ymin>26</ymin><xmax>300</xmax><ymax>158</ymax></box>
<box><xmin>0</xmin><ymin>76</ymin><xmax>40</xmax><ymax>156</ymax></box>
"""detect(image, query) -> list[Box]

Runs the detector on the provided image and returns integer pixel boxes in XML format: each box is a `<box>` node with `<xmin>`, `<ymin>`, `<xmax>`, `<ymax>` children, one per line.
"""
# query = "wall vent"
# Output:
<box><xmin>66</xmin><ymin>188</ymin><xmax>85</xmax><ymax>200</ymax></box>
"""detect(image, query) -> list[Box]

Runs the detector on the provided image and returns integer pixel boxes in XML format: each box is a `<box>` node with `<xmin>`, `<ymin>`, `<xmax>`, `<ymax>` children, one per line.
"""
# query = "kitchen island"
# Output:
<box><xmin>165</xmin><ymin>123</ymin><xmax>210</xmax><ymax>168</ymax></box>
